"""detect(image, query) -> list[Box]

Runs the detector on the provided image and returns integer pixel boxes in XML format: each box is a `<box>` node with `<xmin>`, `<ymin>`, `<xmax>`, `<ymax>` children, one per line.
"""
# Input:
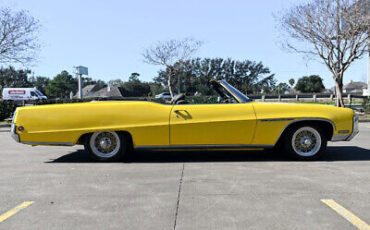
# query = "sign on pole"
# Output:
<box><xmin>76</xmin><ymin>66</ymin><xmax>88</xmax><ymax>76</ymax></box>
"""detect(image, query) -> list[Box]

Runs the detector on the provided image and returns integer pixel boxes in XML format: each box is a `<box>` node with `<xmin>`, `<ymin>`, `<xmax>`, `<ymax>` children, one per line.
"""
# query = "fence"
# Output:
<box><xmin>11</xmin><ymin>93</ymin><xmax>370</xmax><ymax>108</ymax></box>
<box><xmin>248</xmin><ymin>93</ymin><xmax>367</xmax><ymax>108</ymax></box>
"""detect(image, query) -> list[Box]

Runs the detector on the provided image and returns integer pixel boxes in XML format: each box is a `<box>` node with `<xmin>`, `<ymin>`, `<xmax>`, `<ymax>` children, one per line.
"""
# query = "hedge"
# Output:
<box><xmin>363</xmin><ymin>97</ymin><xmax>370</xmax><ymax>113</ymax></box>
<box><xmin>0</xmin><ymin>101</ymin><xmax>16</xmax><ymax>121</ymax></box>
<box><xmin>34</xmin><ymin>96</ymin><xmax>219</xmax><ymax>105</ymax></box>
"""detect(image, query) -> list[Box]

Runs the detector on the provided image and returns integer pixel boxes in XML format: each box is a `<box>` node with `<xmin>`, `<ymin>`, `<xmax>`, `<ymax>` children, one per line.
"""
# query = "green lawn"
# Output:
<box><xmin>359</xmin><ymin>114</ymin><xmax>370</xmax><ymax>119</ymax></box>
<box><xmin>0</xmin><ymin>120</ymin><xmax>11</xmax><ymax>124</ymax></box>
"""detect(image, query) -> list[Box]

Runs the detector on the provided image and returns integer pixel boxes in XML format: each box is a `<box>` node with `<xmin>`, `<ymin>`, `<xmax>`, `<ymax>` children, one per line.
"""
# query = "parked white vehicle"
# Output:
<box><xmin>2</xmin><ymin>88</ymin><xmax>47</xmax><ymax>101</ymax></box>
<box><xmin>155</xmin><ymin>92</ymin><xmax>172</xmax><ymax>99</ymax></box>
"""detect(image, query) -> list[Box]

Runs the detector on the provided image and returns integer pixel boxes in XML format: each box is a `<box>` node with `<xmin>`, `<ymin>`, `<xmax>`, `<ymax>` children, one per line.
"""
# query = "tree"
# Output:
<box><xmin>0</xmin><ymin>8</ymin><xmax>40</xmax><ymax>64</ymax></box>
<box><xmin>107</xmin><ymin>73</ymin><xmax>151</xmax><ymax>97</ymax></box>
<box><xmin>143</xmin><ymin>38</ymin><xmax>203</xmax><ymax>98</ymax></box>
<box><xmin>295</xmin><ymin>75</ymin><xmax>325</xmax><ymax>93</ymax></box>
<box><xmin>0</xmin><ymin>66</ymin><xmax>31</xmax><ymax>88</ymax></box>
<box><xmin>108</xmin><ymin>79</ymin><xmax>124</xmax><ymax>87</ymax></box>
<box><xmin>288</xmin><ymin>78</ymin><xmax>295</xmax><ymax>87</ymax></box>
<box><xmin>121</xmin><ymin>73</ymin><xmax>151</xmax><ymax>97</ymax></box>
<box><xmin>28</xmin><ymin>76</ymin><xmax>50</xmax><ymax>94</ymax></box>
<box><xmin>129</xmin><ymin>72</ymin><xmax>140</xmax><ymax>81</ymax></box>
<box><xmin>277</xmin><ymin>0</ymin><xmax>369</xmax><ymax>107</ymax></box>
<box><xmin>45</xmin><ymin>71</ymin><xmax>77</xmax><ymax>98</ymax></box>
<box><xmin>149</xmin><ymin>82</ymin><xmax>165</xmax><ymax>95</ymax></box>
<box><xmin>154</xmin><ymin>58</ymin><xmax>276</xmax><ymax>95</ymax></box>
<box><xmin>274</xmin><ymin>82</ymin><xmax>290</xmax><ymax>94</ymax></box>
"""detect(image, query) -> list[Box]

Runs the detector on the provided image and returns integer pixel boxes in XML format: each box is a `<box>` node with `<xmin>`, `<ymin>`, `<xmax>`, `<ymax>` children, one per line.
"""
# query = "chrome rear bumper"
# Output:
<box><xmin>10</xmin><ymin>123</ymin><xmax>20</xmax><ymax>143</ymax></box>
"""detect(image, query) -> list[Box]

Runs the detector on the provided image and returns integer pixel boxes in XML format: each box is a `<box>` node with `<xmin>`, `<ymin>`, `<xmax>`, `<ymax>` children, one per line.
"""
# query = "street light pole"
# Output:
<box><xmin>74</xmin><ymin>66</ymin><xmax>88</xmax><ymax>99</ymax></box>
<box><xmin>78</xmin><ymin>73</ymin><xmax>83</xmax><ymax>99</ymax></box>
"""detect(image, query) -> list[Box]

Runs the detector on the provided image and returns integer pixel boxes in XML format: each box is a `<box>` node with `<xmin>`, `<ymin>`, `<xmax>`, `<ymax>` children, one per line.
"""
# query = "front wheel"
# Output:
<box><xmin>284</xmin><ymin>125</ymin><xmax>327</xmax><ymax>160</ymax></box>
<box><xmin>84</xmin><ymin>131</ymin><xmax>126</xmax><ymax>161</ymax></box>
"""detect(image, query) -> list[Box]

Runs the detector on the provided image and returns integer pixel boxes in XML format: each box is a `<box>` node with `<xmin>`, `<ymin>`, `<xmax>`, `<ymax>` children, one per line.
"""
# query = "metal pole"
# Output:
<box><xmin>367</xmin><ymin>41</ymin><xmax>370</xmax><ymax>96</ymax></box>
<box><xmin>78</xmin><ymin>74</ymin><xmax>83</xmax><ymax>99</ymax></box>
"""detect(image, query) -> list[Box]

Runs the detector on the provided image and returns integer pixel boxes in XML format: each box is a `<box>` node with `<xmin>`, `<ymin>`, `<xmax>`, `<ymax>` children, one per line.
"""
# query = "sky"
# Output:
<box><xmin>1</xmin><ymin>0</ymin><xmax>368</xmax><ymax>88</ymax></box>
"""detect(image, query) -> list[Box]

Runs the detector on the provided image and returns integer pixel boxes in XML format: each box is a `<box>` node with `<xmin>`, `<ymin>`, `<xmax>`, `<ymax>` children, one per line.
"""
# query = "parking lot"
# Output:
<box><xmin>0</xmin><ymin>124</ymin><xmax>369</xmax><ymax>230</ymax></box>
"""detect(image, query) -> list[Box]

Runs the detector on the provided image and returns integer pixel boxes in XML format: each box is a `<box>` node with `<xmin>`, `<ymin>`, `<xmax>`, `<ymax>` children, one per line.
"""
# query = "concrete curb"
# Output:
<box><xmin>359</xmin><ymin>119</ymin><xmax>370</xmax><ymax>123</ymax></box>
<box><xmin>0</xmin><ymin>123</ymin><xmax>11</xmax><ymax>128</ymax></box>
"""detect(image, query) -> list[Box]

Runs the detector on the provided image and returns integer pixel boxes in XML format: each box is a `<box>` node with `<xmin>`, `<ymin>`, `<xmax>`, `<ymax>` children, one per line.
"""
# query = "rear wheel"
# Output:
<box><xmin>84</xmin><ymin>131</ymin><xmax>126</xmax><ymax>161</ymax></box>
<box><xmin>284</xmin><ymin>125</ymin><xmax>327</xmax><ymax>160</ymax></box>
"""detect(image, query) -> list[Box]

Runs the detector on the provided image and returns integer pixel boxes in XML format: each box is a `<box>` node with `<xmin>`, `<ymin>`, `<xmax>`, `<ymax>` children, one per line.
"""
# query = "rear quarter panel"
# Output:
<box><xmin>14</xmin><ymin>101</ymin><xmax>172</xmax><ymax>146</ymax></box>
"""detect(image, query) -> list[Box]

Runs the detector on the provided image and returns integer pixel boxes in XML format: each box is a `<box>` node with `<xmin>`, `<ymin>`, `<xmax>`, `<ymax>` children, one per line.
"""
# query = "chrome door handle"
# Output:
<box><xmin>174</xmin><ymin>110</ymin><xmax>191</xmax><ymax>119</ymax></box>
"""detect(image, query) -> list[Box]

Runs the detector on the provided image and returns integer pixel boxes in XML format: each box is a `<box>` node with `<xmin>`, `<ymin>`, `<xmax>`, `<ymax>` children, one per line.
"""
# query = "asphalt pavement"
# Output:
<box><xmin>0</xmin><ymin>124</ymin><xmax>369</xmax><ymax>230</ymax></box>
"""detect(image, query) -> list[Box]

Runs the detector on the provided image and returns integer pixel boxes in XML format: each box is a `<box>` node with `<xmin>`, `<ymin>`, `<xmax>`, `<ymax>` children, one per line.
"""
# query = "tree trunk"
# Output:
<box><xmin>334</xmin><ymin>79</ymin><xmax>344</xmax><ymax>107</ymax></box>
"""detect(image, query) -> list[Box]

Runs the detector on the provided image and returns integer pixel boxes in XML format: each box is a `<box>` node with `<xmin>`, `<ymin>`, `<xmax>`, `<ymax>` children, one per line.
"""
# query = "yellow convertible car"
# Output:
<box><xmin>11</xmin><ymin>80</ymin><xmax>358</xmax><ymax>161</ymax></box>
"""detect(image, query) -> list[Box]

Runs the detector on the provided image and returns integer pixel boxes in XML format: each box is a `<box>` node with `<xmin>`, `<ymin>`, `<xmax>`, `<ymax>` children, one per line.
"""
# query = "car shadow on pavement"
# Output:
<box><xmin>46</xmin><ymin>146</ymin><xmax>370</xmax><ymax>163</ymax></box>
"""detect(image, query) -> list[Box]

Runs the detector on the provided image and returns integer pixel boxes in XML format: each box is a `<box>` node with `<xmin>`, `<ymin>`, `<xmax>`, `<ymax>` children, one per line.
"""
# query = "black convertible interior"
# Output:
<box><xmin>170</xmin><ymin>80</ymin><xmax>243</xmax><ymax>105</ymax></box>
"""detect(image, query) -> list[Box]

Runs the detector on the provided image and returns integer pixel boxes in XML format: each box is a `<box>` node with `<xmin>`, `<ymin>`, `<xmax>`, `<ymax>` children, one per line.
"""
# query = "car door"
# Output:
<box><xmin>30</xmin><ymin>91</ymin><xmax>38</xmax><ymax>100</ymax></box>
<box><xmin>169</xmin><ymin>103</ymin><xmax>256</xmax><ymax>146</ymax></box>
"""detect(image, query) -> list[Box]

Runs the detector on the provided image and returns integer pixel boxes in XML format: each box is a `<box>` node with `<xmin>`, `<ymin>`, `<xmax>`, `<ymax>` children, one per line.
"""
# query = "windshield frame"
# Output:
<box><xmin>35</xmin><ymin>90</ymin><xmax>45</xmax><ymax>97</ymax></box>
<box><xmin>218</xmin><ymin>80</ymin><xmax>252</xmax><ymax>103</ymax></box>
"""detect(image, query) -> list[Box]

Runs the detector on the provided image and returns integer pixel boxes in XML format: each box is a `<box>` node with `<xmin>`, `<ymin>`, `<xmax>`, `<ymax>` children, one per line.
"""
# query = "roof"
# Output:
<box><xmin>88</xmin><ymin>86</ymin><xmax>124</xmax><ymax>98</ymax></box>
<box><xmin>74</xmin><ymin>84</ymin><xmax>124</xmax><ymax>98</ymax></box>
<box><xmin>81</xmin><ymin>85</ymin><xmax>98</xmax><ymax>97</ymax></box>
<box><xmin>344</xmin><ymin>81</ymin><xmax>367</xmax><ymax>90</ymax></box>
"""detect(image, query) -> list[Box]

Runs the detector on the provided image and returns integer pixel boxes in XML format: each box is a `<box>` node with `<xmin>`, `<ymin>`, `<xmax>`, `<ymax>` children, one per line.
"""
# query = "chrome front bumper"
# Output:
<box><xmin>10</xmin><ymin>123</ymin><xmax>20</xmax><ymax>143</ymax></box>
<box><xmin>346</xmin><ymin>115</ymin><xmax>359</xmax><ymax>141</ymax></box>
<box><xmin>331</xmin><ymin>115</ymin><xmax>359</xmax><ymax>142</ymax></box>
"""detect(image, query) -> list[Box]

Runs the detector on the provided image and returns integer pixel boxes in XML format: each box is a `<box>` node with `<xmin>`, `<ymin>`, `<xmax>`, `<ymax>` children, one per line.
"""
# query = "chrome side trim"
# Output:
<box><xmin>10</xmin><ymin>124</ymin><xmax>20</xmax><ymax>143</ymax></box>
<box><xmin>260</xmin><ymin>118</ymin><xmax>294</xmax><ymax>122</ymax></box>
<box><xmin>331</xmin><ymin>134</ymin><xmax>350</xmax><ymax>141</ymax></box>
<box><xmin>21</xmin><ymin>141</ymin><xmax>74</xmax><ymax>146</ymax></box>
<box><xmin>272</xmin><ymin>118</ymin><xmax>336</xmax><ymax>145</ymax></box>
<box><xmin>135</xmin><ymin>144</ymin><xmax>273</xmax><ymax>150</ymax></box>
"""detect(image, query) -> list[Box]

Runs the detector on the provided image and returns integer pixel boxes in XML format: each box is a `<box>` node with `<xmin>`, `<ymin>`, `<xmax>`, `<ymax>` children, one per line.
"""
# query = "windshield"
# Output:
<box><xmin>219</xmin><ymin>80</ymin><xmax>251</xmax><ymax>103</ymax></box>
<box><xmin>35</xmin><ymin>90</ymin><xmax>45</xmax><ymax>97</ymax></box>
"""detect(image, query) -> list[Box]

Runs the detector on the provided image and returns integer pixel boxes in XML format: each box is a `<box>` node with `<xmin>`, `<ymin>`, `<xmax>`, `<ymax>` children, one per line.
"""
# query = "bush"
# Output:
<box><xmin>363</xmin><ymin>97</ymin><xmax>370</xmax><ymax>113</ymax></box>
<box><xmin>0</xmin><ymin>101</ymin><xmax>16</xmax><ymax>121</ymax></box>
<box><xmin>187</xmin><ymin>96</ymin><xmax>218</xmax><ymax>104</ymax></box>
<box><xmin>34</xmin><ymin>98</ymin><xmax>93</xmax><ymax>105</ymax></box>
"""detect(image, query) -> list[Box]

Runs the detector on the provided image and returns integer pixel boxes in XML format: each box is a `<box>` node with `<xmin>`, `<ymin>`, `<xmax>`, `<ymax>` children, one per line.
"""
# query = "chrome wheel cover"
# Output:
<box><xmin>291</xmin><ymin>127</ymin><xmax>321</xmax><ymax>157</ymax></box>
<box><xmin>90</xmin><ymin>131</ymin><xmax>120</xmax><ymax>158</ymax></box>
